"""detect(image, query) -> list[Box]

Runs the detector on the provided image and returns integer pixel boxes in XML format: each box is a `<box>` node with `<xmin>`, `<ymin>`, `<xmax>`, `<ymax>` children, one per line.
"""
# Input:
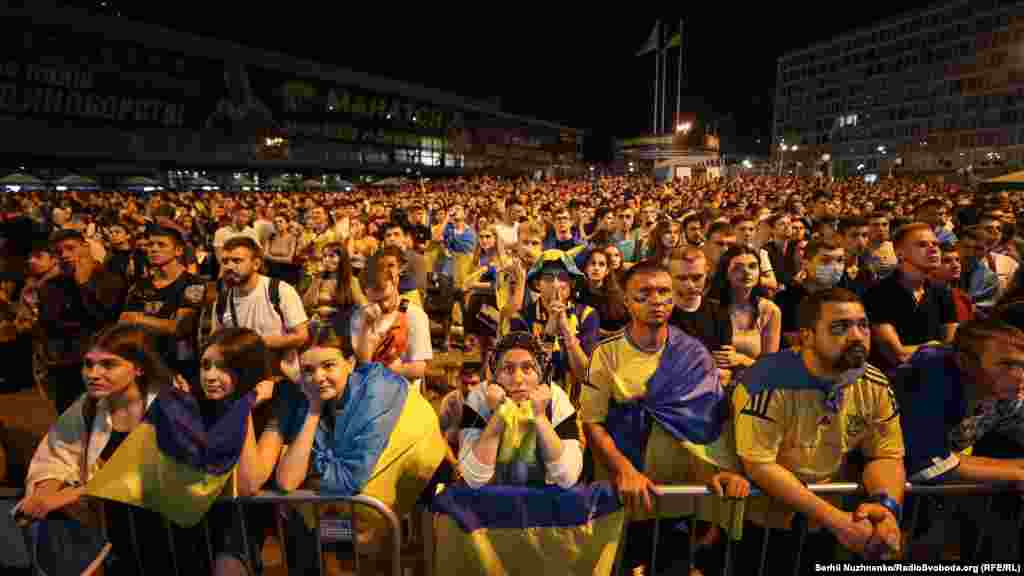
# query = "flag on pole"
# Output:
<box><xmin>635</xmin><ymin>21</ymin><xmax>661</xmax><ymax>56</ymax></box>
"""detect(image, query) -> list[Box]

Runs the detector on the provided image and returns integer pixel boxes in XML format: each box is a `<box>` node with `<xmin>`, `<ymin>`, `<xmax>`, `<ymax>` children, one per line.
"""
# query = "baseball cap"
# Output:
<box><xmin>525</xmin><ymin>249</ymin><xmax>584</xmax><ymax>288</ymax></box>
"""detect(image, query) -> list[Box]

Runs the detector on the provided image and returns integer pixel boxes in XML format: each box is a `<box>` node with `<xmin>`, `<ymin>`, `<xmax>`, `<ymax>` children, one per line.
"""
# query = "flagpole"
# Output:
<box><xmin>660</xmin><ymin>23</ymin><xmax>668</xmax><ymax>135</ymax></box>
<box><xmin>676</xmin><ymin>18</ymin><xmax>684</xmax><ymax>127</ymax></box>
<box><xmin>653</xmin><ymin>21</ymin><xmax>661</xmax><ymax>135</ymax></box>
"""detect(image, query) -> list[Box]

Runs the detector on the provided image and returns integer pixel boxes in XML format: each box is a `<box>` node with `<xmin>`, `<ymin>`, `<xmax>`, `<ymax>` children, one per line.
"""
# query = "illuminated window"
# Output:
<box><xmin>420</xmin><ymin>151</ymin><xmax>441</xmax><ymax>167</ymax></box>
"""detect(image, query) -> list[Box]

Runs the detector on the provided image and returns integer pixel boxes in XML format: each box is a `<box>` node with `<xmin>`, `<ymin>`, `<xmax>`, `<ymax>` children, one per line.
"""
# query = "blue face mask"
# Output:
<box><xmin>815</xmin><ymin>263</ymin><xmax>845</xmax><ymax>287</ymax></box>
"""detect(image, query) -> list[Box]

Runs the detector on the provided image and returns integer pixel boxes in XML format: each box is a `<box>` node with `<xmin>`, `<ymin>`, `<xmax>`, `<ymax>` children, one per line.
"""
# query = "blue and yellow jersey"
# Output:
<box><xmin>583</xmin><ymin>330</ymin><xmax>742</xmax><ymax>523</ymax></box>
<box><xmin>734</xmin><ymin>351</ymin><xmax>904</xmax><ymax>529</ymax></box>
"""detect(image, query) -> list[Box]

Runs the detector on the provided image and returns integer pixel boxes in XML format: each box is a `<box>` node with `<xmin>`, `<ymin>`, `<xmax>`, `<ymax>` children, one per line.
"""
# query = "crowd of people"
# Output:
<box><xmin>2</xmin><ymin>172</ymin><xmax>1024</xmax><ymax>575</ymax></box>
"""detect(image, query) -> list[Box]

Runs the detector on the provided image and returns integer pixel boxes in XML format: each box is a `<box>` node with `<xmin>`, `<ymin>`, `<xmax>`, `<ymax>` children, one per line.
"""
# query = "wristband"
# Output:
<box><xmin>864</xmin><ymin>493</ymin><xmax>902</xmax><ymax>522</ymax></box>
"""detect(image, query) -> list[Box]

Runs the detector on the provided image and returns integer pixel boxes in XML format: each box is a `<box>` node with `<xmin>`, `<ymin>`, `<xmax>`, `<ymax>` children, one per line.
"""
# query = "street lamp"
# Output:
<box><xmin>676</xmin><ymin>122</ymin><xmax>692</xmax><ymax>134</ymax></box>
<box><xmin>778</xmin><ymin>144</ymin><xmax>791</xmax><ymax>177</ymax></box>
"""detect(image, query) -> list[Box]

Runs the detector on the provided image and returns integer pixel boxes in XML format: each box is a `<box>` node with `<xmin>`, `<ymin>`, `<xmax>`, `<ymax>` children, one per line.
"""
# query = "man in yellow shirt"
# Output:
<box><xmin>582</xmin><ymin>260</ymin><xmax>748</xmax><ymax>575</ymax></box>
<box><xmin>734</xmin><ymin>287</ymin><xmax>905</xmax><ymax>573</ymax></box>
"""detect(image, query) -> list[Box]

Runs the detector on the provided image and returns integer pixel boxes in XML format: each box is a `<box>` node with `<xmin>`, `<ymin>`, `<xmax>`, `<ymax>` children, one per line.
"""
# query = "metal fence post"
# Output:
<box><xmin>758</xmin><ymin>527</ymin><xmax>771</xmax><ymax>576</ymax></box>
<box><xmin>126</xmin><ymin>508</ymin><xmax>145</xmax><ymax>575</ymax></box>
<box><xmin>790</xmin><ymin>515</ymin><xmax>808</xmax><ymax>576</ymax></box>
<box><xmin>163</xmin><ymin>517</ymin><xmax>180</xmax><ymax>576</ymax></box>
<box><xmin>235</xmin><ymin>501</ymin><xmax>253</xmax><ymax>573</ymax></box>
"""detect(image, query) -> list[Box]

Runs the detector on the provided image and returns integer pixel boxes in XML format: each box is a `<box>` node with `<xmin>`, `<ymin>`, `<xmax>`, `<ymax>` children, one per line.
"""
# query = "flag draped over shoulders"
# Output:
<box><xmin>431</xmin><ymin>483</ymin><xmax>625</xmax><ymax>576</ymax></box>
<box><xmin>276</xmin><ymin>363</ymin><xmax>446</xmax><ymax>528</ymax></box>
<box><xmin>604</xmin><ymin>326</ymin><xmax>732</xmax><ymax>470</ymax></box>
<box><xmin>85</xmin><ymin>388</ymin><xmax>255</xmax><ymax>527</ymax></box>
<box><xmin>602</xmin><ymin>326</ymin><xmax>744</xmax><ymax>535</ymax></box>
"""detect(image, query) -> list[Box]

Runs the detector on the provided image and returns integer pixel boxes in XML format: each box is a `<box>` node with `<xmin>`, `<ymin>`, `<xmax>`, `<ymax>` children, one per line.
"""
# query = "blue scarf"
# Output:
<box><xmin>742</xmin><ymin>350</ymin><xmax>861</xmax><ymax>414</ymax></box>
<box><xmin>279</xmin><ymin>363</ymin><xmax>409</xmax><ymax>495</ymax></box>
<box><xmin>149</xmin><ymin>387</ymin><xmax>257</xmax><ymax>475</ymax></box>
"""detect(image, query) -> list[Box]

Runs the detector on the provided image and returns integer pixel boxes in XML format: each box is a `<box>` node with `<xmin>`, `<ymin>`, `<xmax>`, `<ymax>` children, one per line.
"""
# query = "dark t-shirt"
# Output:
<box><xmin>124</xmin><ymin>271</ymin><xmax>205</xmax><ymax>372</ymax></box>
<box><xmin>40</xmin><ymin>268</ymin><xmax>127</xmax><ymax>367</ymax></box>
<box><xmin>863</xmin><ymin>271</ymin><xmax>957</xmax><ymax>371</ymax></box>
<box><xmin>106</xmin><ymin>249</ymin><xmax>147</xmax><ymax>284</ymax></box>
<box><xmin>668</xmin><ymin>299</ymin><xmax>732</xmax><ymax>352</ymax></box>
<box><xmin>839</xmin><ymin>265</ymin><xmax>878</xmax><ymax>301</ymax></box>
<box><xmin>775</xmin><ymin>283</ymin><xmax>811</xmax><ymax>337</ymax></box>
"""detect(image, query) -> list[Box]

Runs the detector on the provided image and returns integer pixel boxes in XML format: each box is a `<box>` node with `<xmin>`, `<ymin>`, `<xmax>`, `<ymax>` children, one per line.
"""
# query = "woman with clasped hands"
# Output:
<box><xmin>457</xmin><ymin>331</ymin><xmax>583</xmax><ymax>488</ymax></box>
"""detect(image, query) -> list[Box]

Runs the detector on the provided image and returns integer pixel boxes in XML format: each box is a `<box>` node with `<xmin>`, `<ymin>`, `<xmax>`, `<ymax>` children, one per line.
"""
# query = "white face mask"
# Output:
<box><xmin>815</xmin><ymin>263</ymin><xmax>845</xmax><ymax>287</ymax></box>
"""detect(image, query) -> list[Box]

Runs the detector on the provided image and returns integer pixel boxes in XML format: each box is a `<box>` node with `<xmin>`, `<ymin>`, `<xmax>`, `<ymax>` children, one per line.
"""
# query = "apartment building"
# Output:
<box><xmin>775</xmin><ymin>0</ymin><xmax>1024</xmax><ymax>179</ymax></box>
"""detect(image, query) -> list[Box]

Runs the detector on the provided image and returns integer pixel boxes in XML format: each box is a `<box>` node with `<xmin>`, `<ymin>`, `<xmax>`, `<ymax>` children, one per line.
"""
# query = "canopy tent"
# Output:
<box><xmin>0</xmin><ymin>172</ymin><xmax>45</xmax><ymax>190</ymax></box>
<box><xmin>983</xmin><ymin>170</ymin><xmax>1024</xmax><ymax>191</ymax></box>
<box><xmin>121</xmin><ymin>176</ymin><xmax>163</xmax><ymax>192</ymax></box>
<box><xmin>301</xmin><ymin>178</ymin><xmax>323</xmax><ymax>189</ymax></box>
<box><xmin>266</xmin><ymin>175</ymin><xmax>298</xmax><ymax>190</ymax></box>
<box><xmin>229</xmin><ymin>176</ymin><xmax>258</xmax><ymax>190</ymax></box>
<box><xmin>324</xmin><ymin>176</ymin><xmax>355</xmax><ymax>191</ymax></box>
<box><xmin>372</xmin><ymin>176</ymin><xmax>407</xmax><ymax>187</ymax></box>
<box><xmin>187</xmin><ymin>176</ymin><xmax>218</xmax><ymax>189</ymax></box>
<box><xmin>187</xmin><ymin>175</ymin><xmax>221</xmax><ymax>190</ymax></box>
<box><xmin>55</xmin><ymin>174</ymin><xmax>99</xmax><ymax>190</ymax></box>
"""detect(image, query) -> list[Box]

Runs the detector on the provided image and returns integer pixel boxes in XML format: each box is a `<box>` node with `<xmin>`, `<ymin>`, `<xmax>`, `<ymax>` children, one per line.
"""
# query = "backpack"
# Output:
<box><xmin>423</xmin><ymin>271</ymin><xmax>458</xmax><ymax>318</ymax></box>
<box><xmin>214</xmin><ymin>276</ymin><xmax>285</xmax><ymax>330</ymax></box>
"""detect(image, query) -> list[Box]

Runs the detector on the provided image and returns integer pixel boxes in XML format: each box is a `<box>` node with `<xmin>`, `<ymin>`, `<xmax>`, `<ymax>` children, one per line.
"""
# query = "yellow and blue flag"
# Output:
<box><xmin>602</xmin><ymin>326</ymin><xmax>746</xmax><ymax>537</ymax></box>
<box><xmin>84</xmin><ymin>388</ymin><xmax>254</xmax><ymax>527</ymax></box>
<box><xmin>432</xmin><ymin>483</ymin><xmax>626</xmax><ymax>576</ymax></box>
<box><xmin>275</xmin><ymin>363</ymin><xmax>447</xmax><ymax>531</ymax></box>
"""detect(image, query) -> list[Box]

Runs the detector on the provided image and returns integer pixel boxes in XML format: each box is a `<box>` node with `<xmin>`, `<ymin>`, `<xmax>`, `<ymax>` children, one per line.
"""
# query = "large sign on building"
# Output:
<box><xmin>0</xmin><ymin>9</ymin><xmax>476</xmax><ymax>170</ymax></box>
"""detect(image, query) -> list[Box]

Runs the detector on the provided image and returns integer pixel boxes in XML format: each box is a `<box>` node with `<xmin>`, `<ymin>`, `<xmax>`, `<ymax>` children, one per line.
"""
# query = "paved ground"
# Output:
<box><xmin>0</xmin><ymin>388</ymin><xmax>55</xmax><ymax>488</ymax></box>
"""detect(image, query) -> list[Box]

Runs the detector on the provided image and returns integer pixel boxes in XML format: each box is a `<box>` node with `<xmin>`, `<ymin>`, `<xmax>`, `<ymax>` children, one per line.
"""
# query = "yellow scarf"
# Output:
<box><xmin>496</xmin><ymin>401</ymin><xmax>537</xmax><ymax>465</ymax></box>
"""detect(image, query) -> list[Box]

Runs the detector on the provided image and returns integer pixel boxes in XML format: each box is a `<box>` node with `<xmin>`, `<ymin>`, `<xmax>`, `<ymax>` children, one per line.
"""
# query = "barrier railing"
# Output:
<box><xmin>13</xmin><ymin>489</ymin><xmax>402</xmax><ymax>576</ymax></box>
<box><xmin>237</xmin><ymin>490</ymin><xmax>404</xmax><ymax>576</ymax></box>
<box><xmin>9</xmin><ymin>482</ymin><xmax>1022</xmax><ymax>576</ymax></box>
<box><xmin>620</xmin><ymin>482</ymin><xmax>1023</xmax><ymax>576</ymax></box>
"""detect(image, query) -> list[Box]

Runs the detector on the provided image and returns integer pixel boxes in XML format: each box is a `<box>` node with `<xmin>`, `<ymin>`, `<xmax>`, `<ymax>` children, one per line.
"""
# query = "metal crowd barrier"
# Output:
<box><xmin>617</xmin><ymin>482</ymin><xmax>1024</xmax><ymax>576</ymax></box>
<box><xmin>238</xmin><ymin>490</ymin><xmax>404</xmax><ymax>576</ymax></box>
<box><xmin>15</xmin><ymin>489</ymin><xmax>402</xmax><ymax>576</ymax></box>
<box><xmin>10</xmin><ymin>482</ymin><xmax>1023</xmax><ymax>575</ymax></box>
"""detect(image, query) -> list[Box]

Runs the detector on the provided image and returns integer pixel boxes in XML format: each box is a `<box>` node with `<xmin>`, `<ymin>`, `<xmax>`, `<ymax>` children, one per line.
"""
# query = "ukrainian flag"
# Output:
<box><xmin>276</xmin><ymin>363</ymin><xmax>448</xmax><ymax>539</ymax></box>
<box><xmin>431</xmin><ymin>483</ymin><xmax>626</xmax><ymax>576</ymax></box>
<box><xmin>84</xmin><ymin>388</ymin><xmax>254</xmax><ymax>527</ymax></box>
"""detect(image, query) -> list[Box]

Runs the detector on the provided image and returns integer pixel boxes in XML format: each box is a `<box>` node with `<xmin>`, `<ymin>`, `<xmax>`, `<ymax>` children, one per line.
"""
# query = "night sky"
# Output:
<box><xmin>68</xmin><ymin>1</ymin><xmax>939</xmax><ymax>160</ymax></box>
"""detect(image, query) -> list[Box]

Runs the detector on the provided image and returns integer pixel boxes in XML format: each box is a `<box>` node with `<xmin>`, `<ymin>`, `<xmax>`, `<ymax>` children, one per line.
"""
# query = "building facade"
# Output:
<box><xmin>1</xmin><ymin>4</ymin><xmax>585</xmax><ymax>186</ymax></box>
<box><xmin>615</xmin><ymin>112</ymin><xmax>723</xmax><ymax>182</ymax></box>
<box><xmin>774</xmin><ymin>0</ymin><xmax>1024</xmax><ymax>180</ymax></box>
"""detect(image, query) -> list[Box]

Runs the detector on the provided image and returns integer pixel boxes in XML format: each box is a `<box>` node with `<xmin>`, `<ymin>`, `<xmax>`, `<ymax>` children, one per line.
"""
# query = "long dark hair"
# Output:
<box><xmin>650</xmin><ymin>219</ymin><xmax>680</xmax><ymax>264</ymax></box>
<box><xmin>83</xmin><ymin>324</ymin><xmax>171</xmax><ymax>422</ymax></box>
<box><xmin>708</xmin><ymin>245</ymin><xmax>766</xmax><ymax>309</ymax></box>
<box><xmin>580</xmin><ymin>245</ymin><xmax>628</xmax><ymax>327</ymax></box>
<box><xmin>321</xmin><ymin>241</ymin><xmax>357</xmax><ymax>310</ymax></box>
<box><xmin>201</xmin><ymin>327</ymin><xmax>272</xmax><ymax>403</ymax></box>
